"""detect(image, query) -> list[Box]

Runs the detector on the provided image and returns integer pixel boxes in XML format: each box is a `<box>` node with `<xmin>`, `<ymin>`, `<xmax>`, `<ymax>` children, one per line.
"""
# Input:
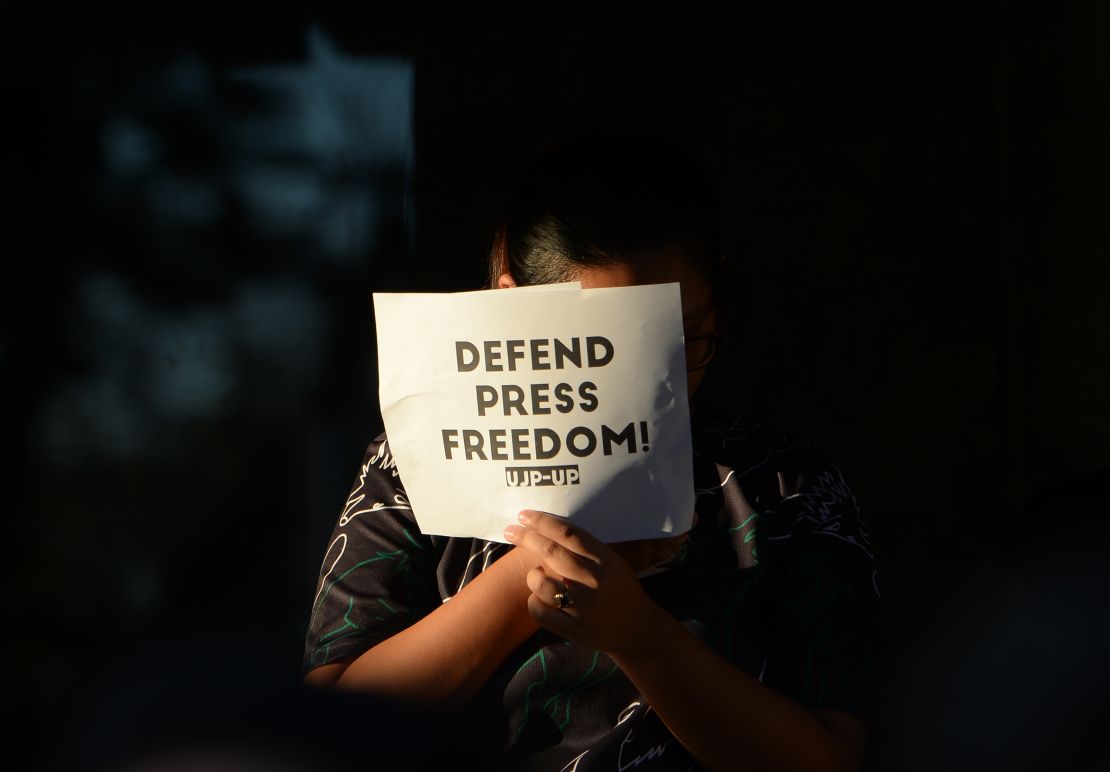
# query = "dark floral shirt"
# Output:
<box><xmin>304</xmin><ymin>408</ymin><xmax>881</xmax><ymax>771</ymax></box>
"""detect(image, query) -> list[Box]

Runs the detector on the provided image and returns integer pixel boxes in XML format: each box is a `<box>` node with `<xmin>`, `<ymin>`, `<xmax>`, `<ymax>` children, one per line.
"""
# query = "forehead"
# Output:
<box><xmin>574</xmin><ymin>249</ymin><xmax>714</xmax><ymax>319</ymax></box>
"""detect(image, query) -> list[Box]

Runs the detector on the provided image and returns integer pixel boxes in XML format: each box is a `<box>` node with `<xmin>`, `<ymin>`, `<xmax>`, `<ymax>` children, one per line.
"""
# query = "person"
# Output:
<box><xmin>302</xmin><ymin>132</ymin><xmax>881</xmax><ymax>771</ymax></box>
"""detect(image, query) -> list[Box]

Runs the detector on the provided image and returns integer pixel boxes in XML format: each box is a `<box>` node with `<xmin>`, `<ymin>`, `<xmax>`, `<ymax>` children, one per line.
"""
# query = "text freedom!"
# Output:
<box><xmin>442</xmin><ymin>422</ymin><xmax>651</xmax><ymax>461</ymax></box>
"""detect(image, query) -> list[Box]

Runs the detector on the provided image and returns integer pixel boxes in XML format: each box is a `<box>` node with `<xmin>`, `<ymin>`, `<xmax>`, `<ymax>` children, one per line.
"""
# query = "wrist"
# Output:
<box><xmin>609</xmin><ymin>594</ymin><xmax>678</xmax><ymax>662</ymax></box>
<box><xmin>501</xmin><ymin>545</ymin><xmax>541</xmax><ymax>582</ymax></box>
<box><xmin>488</xmin><ymin>545</ymin><xmax>543</xmax><ymax>605</ymax></box>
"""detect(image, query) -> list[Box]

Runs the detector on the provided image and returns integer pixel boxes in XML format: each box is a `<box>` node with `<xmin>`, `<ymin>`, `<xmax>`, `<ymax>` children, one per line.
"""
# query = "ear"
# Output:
<box><xmin>497</xmin><ymin>272</ymin><xmax>518</xmax><ymax>289</ymax></box>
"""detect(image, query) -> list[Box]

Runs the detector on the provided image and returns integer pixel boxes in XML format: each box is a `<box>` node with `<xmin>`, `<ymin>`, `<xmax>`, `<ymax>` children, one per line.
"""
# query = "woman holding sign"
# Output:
<box><xmin>303</xmin><ymin>133</ymin><xmax>881</xmax><ymax>772</ymax></box>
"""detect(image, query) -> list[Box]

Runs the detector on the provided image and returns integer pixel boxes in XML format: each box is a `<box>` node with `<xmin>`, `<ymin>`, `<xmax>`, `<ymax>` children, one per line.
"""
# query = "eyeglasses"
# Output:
<box><xmin>685</xmin><ymin>333</ymin><xmax>720</xmax><ymax>372</ymax></box>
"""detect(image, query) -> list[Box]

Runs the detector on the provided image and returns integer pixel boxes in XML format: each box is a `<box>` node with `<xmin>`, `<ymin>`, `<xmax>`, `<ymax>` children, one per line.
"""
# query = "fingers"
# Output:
<box><xmin>505</xmin><ymin>509</ymin><xmax>607</xmax><ymax>585</ymax></box>
<box><xmin>524</xmin><ymin>566</ymin><xmax>580</xmax><ymax>639</ymax></box>
<box><xmin>506</xmin><ymin>510</ymin><xmax>692</xmax><ymax>579</ymax></box>
<box><xmin>510</xmin><ymin>513</ymin><xmax>662</xmax><ymax>652</ymax></box>
<box><xmin>526</xmin><ymin>593</ymin><xmax>576</xmax><ymax>637</ymax></box>
<box><xmin>518</xmin><ymin>510</ymin><xmax>606</xmax><ymax>561</ymax></box>
<box><xmin>505</xmin><ymin>522</ymin><xmax>598</xmax><ymax>585</ymax></box>
<box><xmin>526</xmin><ymin>566</ymin><xmax>574</xmax><ymax>610</ymax></box>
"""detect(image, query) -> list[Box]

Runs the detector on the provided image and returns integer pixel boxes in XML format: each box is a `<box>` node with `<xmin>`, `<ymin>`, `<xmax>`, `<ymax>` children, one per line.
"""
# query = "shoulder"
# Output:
<box><xmin>355</xmin><ymin>432</ymin><xmax>403</xmax><ymax>483</ymax></box>
<box><xmin>333</xmin><ymin>431</ymin><xmax>425</xmax><ymax>539</ymax></box>
<box><xmin>692</xmin><ymin>407</ymin><xmax>833</xmax><ymax>485</ymax></box>
<box><xmin>343</xmin><ymin>432</ymin><xmax>490</xmax><ymax>571</ymax></box>
<box><xmin>692</xmin><ymin>407</ymin><xmax>872</xmax><ymax>556</ymax></box>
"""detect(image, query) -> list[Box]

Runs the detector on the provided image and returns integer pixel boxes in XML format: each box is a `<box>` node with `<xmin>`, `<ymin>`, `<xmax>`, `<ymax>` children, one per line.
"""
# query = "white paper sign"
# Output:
<box><xmin>373</xmin><ymin>282</ymin><xmax>694</xmax><ymax>543</ymax></box>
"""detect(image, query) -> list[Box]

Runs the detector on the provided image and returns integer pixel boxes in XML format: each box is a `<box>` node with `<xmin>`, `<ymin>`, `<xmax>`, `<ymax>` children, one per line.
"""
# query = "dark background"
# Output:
<box><xmin>7</xmin><ymin>2</ymin><xmax>1109</xmax><ymax>769</ymax></box>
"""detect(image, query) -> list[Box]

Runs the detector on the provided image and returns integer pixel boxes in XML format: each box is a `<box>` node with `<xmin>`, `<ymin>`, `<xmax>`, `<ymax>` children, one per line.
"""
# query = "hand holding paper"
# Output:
<box><xmin>505</xmin><ymin>509</ymin><xmax>667</xmax><ymax>656</ymax></box>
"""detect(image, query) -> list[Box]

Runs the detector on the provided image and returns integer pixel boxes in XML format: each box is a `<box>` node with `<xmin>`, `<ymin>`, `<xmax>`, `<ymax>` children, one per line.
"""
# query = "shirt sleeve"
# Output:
<box><xmin>302</xmin><ymin>435</ymin><xmax>441</xmax><ymax>674</ymax></box>
<box><xmin>759</xmin><ymin>459</ymin><xmax>883</xmax><ymax>720</ymax></box>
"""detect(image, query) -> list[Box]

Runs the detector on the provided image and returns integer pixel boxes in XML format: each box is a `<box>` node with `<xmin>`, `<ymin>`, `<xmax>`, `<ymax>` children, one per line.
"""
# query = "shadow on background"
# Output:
<box><xmin>50</xmin><ymin>629</ymin><xmax>505</xmax><ymax>772</ymax></box>
<box><xmin>873</xmin><ymin>469</ymin><xmax>1110</xmax><ymax>771</ymax></box>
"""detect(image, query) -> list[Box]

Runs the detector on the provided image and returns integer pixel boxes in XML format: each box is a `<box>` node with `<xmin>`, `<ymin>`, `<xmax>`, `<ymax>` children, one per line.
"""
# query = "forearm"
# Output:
<box><xmin>329</xmin><ymin>547</ymin><xmax>540</xmax><ymax>708</ymax></box>
<box><xmin>611</xmin><ymin>603</ymin><xmax>852</xmax><ymax>772</ymax></box>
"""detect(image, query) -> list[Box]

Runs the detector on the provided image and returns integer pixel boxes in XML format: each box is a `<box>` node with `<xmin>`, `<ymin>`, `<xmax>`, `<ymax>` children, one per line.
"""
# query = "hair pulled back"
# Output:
<box><xmin>489</xmin><ymin>131</ymin><xmax>722</xmax><ymax>288</ymax></box>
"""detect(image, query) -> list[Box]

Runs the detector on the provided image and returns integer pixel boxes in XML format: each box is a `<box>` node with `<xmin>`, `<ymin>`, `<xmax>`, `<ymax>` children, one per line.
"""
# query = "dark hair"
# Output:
<box><xmin>488</xmin><ymin>131</ymin><xmax>722</xmax><ymax>288</ymax></box>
